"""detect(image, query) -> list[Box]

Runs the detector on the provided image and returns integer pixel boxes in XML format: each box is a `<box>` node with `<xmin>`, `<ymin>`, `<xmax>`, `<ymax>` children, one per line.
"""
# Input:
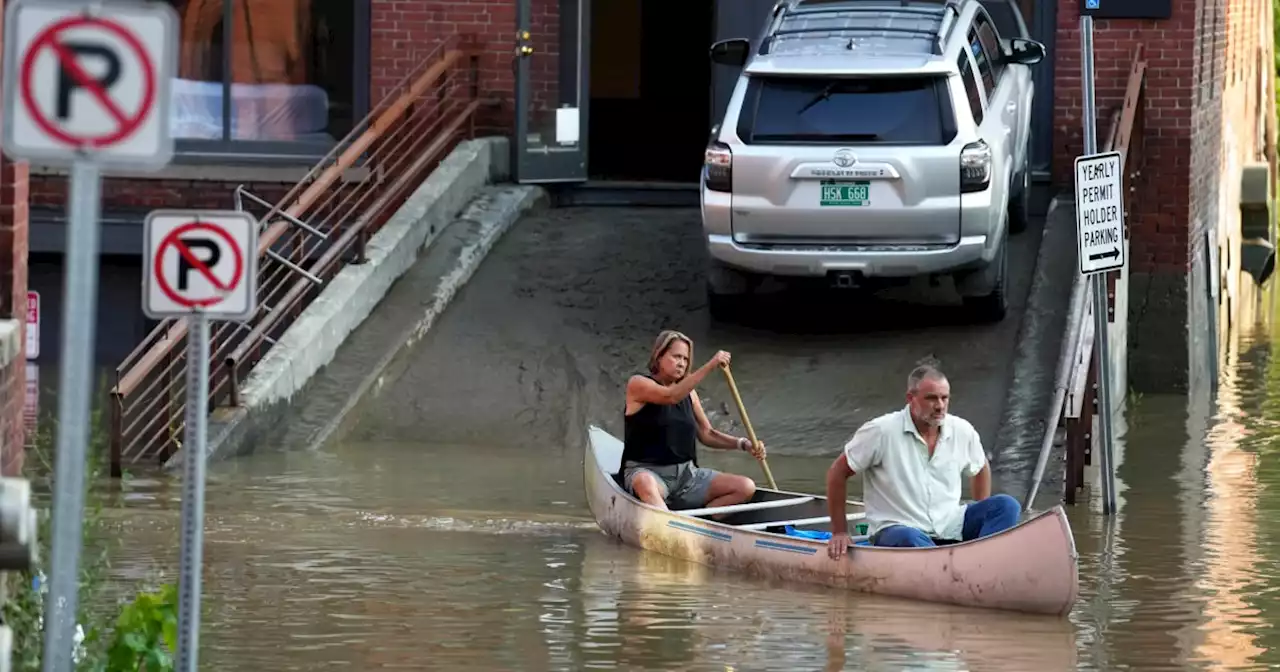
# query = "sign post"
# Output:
<box><xmin>1</xmin><ymin>0</ymin><xmax>176</xmax><ymax>668</ymax></box>
<box><xmin>1073</xmin><ymin>12</ymin><xmax>1121</xmax><ymax>516</ymax></box>
<box><xmin>144</xmin><ymin>209</ymin><xmax>257</xmax><ymax>672</ymax></box>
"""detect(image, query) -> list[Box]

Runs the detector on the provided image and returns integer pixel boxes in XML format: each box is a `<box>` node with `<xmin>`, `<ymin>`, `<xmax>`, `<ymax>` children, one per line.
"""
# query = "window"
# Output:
<box><xmin>957</xmin><ymin>53</ymin><xmax>984</xmax><ymax>125</ymax></box>
<box><xmin>165</xmin><ymin>0</ymin><xmax>368</xmax><ymax>158</ymax></box>
<box><xmin>738</xmin><ymin>76</ymin><xmax>957</xmax><ymax>145</ymax></box>
<box><xmin>974</xmin><ymin>17</ymin><xmax>1005</xmax><ymax>81</ymax></box>
<box><xmin>967</xmin><ymin>28</ymin><xmax>996</xmax><ymax>96</ymax></box>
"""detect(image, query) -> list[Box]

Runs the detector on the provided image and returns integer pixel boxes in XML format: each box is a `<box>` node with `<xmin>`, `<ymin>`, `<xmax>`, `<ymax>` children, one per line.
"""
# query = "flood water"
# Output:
<box><xmin>34</xmin><ymin>202</ymin><xmax>1280</xmax><ymax>670</ymax></box>
<box><xmin>71</xmin><ymin>292</ymin><xmax>1280</xmax><ymax>671</ymax></box>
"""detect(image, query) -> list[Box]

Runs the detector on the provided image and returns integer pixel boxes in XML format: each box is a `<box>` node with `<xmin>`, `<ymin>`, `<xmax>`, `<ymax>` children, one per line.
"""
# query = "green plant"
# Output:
<box><xmin>4</xmin><ymin>385</ymin><xmax>178</xmax><ymax>671</ymax></box>
<box><xmin>4</xmin><ymin>395</ymin><xmax>114</xmax><ymax>670</ymax></box>
<box><xmin>96</xmin><ymin>584</ymin><xmax>178</xmax><ymax>672</ymax></box>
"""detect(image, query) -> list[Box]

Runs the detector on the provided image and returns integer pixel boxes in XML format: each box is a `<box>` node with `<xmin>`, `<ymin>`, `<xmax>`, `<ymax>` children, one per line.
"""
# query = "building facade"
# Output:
<box><xmin>0</xmin><ymin>0</ymin><xmax>1275</xmax><ymax>455</ymax></box>
<box><xmin>1053</xmin><ymin>0</ymin><xmax>1277</xmax><ymax>394</ymax></box>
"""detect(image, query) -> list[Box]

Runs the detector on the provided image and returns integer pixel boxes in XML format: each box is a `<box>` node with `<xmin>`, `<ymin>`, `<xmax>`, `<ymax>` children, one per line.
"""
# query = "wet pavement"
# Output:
<box><xmin>343</xmin><ymin>205</ymin><xmax>1045</xmax><ymax>475</ymax></box>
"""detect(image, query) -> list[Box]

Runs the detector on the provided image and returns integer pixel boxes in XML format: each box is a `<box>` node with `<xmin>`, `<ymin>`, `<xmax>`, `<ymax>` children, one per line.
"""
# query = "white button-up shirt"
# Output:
<box><xmin>843</xmin><ymin>405</ymin><xmax>988</xmax><ymax>540</ymax></box>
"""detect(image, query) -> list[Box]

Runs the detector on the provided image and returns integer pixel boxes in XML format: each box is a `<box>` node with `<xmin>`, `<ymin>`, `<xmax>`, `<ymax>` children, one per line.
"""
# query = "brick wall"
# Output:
<box><xmin>0</xmin><ymin>0</ymin><xmax>27</xmax><ymax>475</ymax></box>
<box><xmin>1052</xmin><ymin>0</ymin><xmax>1274</xmax><ymax>393</ymax></box>
<box><xmin>370</xmin><ymin>0</ymin><xmax>557</xmax><ymax>135</ymax></box>
<box><xmin>1051</xmin><ymin>3</ymin><xmax>1198</xmax><ymax>275</ymax></box>
<box><xmin>1053</xmin><ymin>0</ymin><xmax>1271</xmax><ymax>274</ymax></box>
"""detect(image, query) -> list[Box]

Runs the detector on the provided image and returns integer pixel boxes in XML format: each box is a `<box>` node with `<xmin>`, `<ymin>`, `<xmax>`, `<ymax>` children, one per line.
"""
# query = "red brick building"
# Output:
<box><xmin>0</xmin><ymin>0</ymin><xmax>1275</xmax><ymax>460</ymax></box>
<box><xmin>1053</xmin><ymin>0</ymin><xmax>1277</xmax><ymax>392</ymax></box>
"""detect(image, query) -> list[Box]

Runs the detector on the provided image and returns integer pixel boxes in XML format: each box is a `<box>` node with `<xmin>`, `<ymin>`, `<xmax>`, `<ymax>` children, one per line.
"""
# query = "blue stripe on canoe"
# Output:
<box><xmin>755</xmin><ymin>539</ymin><xmax>818</xmax><ymax>555</ymax></box>
<box><xmin>667</xmin><ymin>520</ymin><xmax>732</xmax><ymax>542</ymax></box>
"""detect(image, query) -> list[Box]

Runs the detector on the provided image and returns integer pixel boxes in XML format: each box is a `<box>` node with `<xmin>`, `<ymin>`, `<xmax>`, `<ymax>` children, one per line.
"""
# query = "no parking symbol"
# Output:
<box><xmin>143</xmin><ymin>210</ymin><xmax>259</xmax><ymax>321</ymax></box>
<box><xmin>1</xmin><ymin>0</ymin><xmax>177</xmax><ymax>167</ymax></box>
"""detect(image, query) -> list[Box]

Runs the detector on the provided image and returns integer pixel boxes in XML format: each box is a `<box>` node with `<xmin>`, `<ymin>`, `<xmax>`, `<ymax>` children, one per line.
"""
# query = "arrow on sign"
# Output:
<box><xmin>1089</xmin><ymin>247</ymin><xmax>1120</xmax><ymax>261</ymax></box>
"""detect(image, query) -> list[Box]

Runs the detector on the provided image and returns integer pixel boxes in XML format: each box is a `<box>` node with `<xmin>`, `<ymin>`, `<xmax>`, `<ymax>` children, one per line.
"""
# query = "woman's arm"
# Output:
<box><xmin>626</xmin><ymin>351</ymin><xmax>731</xmax><ymax>407</ymax></box>
<box><xmin>690</xmin><ymin>389</ymin><xmax>748</xmax><ymax>451</ymax></box>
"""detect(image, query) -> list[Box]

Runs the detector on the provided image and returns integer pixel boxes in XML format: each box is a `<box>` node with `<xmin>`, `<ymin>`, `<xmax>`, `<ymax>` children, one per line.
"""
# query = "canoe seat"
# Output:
<box><xmin>679</xmin><ymin>496</ymin><xmax>816</xmax><ymax>518</ymax></box>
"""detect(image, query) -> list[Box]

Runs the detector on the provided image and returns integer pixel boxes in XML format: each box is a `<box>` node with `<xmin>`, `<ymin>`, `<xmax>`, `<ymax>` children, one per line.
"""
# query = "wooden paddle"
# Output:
<box><xmin>720</xmin><ymin>363</ymin><xmax>778</xmax><ymax>490</ymax></box>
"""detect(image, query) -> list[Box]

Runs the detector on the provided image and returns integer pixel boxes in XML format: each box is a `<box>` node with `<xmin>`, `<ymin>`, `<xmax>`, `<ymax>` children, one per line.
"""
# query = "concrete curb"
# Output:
<box><xmin>299</xmin><ymin>185</ymin><xmax>547</xmax><ymax>453</ymax></box>
<box><xmin>991</xmin><ymin>193</ymin><xmax>1078</xmax><ymax>503</ymax></box>
<box><xmin>172</xmin><ymin>136</ymin><xmax>511</xmax><ymax>469</ymax></box>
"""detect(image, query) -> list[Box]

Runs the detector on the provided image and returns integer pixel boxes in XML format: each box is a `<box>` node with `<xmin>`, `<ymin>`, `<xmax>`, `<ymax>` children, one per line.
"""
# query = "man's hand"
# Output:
<box><xmin>828</xmin><ymin>532</ymin><xmax>851</xmax><ymax>560</ymax></box>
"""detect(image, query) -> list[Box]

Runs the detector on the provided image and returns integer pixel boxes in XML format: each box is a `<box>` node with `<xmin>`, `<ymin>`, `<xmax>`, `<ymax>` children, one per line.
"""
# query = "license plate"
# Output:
<box><xmin>820</xmin><ymin>181</ymin><xmax>871</xmax><ymax>207</ymax></box>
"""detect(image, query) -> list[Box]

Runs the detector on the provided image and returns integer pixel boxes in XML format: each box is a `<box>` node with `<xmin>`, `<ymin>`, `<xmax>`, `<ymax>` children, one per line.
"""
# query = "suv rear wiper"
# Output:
<box><xmin>795</xmin><ymin>82</ymin><xmax>838</xmax><ymax>115</ymax></box>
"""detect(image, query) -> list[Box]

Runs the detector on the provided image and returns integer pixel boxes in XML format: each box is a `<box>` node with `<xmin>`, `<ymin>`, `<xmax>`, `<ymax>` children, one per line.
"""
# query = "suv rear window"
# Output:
<box><xmin>736</xmin><ymin>76</ymin><xmax>957</xmax><ymax>145</ymax></box>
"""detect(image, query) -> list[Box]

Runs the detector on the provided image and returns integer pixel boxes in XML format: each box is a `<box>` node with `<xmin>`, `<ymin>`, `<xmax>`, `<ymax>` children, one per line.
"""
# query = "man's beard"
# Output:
<box><xmin>915</xmin><ymin>410</ymin><xmax>946</xmax><ymax>427</ymax></box>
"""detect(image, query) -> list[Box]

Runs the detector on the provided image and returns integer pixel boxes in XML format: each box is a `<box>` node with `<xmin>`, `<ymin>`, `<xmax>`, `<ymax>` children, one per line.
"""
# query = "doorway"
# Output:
<box><xmin>587</xmin><ymin>0</ymin><xmax>713</xmax><ymax>183</ymax></box>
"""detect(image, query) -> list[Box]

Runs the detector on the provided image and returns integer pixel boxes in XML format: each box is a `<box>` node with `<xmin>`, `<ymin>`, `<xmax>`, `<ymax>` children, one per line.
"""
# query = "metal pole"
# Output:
<box><xmin>1080</xmin><ymin>14</ymin><xmax>1119</xmax><ymax>515</ymax></box>
<box><xmin>176</xmin><ymin>312</ymin><xmax>210</xmax><ymax>672</ymax></box>
<box><xmin>41</xmin><ymin>161</ymin><xmax>101</xmax><ymax>672</ymax></box>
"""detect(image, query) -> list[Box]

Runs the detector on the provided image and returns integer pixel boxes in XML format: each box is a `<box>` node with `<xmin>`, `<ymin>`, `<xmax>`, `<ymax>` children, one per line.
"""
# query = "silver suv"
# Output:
<box><xmin>701</xmin><ymin>0</ymin><xmax>1045</xmax><ymax>322</ymax></box>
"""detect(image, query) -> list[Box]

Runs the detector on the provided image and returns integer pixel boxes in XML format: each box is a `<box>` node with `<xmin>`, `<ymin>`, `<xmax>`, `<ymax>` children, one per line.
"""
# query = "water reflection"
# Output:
<box><xmin>576</xmin><ymin>540</ymin><xmax>1078</xmax><ymax>672</ymax></box>
<box><xmin>1192</xmin><ymin>331</ymin><xmax>1266</xmax><ymax>670</ymax></box>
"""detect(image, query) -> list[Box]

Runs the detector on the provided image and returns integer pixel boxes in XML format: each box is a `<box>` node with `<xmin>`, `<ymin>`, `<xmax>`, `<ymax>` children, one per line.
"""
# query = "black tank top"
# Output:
<box><xmin>622</xmin><ymin>374</ymin><xmax>698</xmax><ymax>466</ymax></box>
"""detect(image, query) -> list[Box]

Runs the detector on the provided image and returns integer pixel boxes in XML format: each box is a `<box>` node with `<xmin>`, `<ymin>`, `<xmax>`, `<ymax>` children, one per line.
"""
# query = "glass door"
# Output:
<box><xmin>514</xmin><ymin>0</ymin><xmax>590</xmax><ymax>183</ymax></box>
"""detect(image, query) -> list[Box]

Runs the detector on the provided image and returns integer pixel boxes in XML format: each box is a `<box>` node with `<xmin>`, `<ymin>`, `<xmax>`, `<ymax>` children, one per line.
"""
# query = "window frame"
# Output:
<box><xmin>170</xmin><ymin>0</ymin><xmax>372</xmax><ymax>165</ymax></box>
<box><xmin>973</xmin><ymin>12</ymin><xmax>1005</xmax><ymax>83</ymax></box>
<box><xmin>956</xmin><ymin>51</ymin><xmax>985</xmax><ymax>126</ymax></box>
<box><xmin>966</xmin><ymin>25</ymin><xmax>997</xmax><ymax>98</ymax></box>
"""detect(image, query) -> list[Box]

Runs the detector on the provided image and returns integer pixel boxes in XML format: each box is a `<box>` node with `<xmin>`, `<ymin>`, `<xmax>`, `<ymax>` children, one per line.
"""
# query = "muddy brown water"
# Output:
<box><xmin>67</xmin><ymin>208</ymin><xmax>1280</xmax><ymax>669</ymax></box>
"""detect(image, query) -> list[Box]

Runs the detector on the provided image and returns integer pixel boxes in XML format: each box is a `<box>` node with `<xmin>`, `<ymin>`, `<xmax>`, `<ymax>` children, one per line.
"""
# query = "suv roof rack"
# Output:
<box><xmin>761</xmin><ymin>0</ymin><xmax>963</xmax><ymax>55</ymax></box>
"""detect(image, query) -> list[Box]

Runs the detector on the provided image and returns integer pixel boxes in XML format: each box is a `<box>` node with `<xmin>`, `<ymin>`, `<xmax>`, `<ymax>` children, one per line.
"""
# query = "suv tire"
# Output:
<box><xmin>962</xmin><ymin>236</ymin><xmax>1008</xmax><ymax>323</ymax></box>
<box><xmin>1009</xmin><ymin>167</ymin><xmax>1030</xmax><ymax>235</ymax></box>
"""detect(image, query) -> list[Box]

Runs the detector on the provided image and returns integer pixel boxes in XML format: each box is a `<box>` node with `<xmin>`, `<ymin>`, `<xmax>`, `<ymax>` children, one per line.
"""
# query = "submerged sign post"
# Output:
<box><xmin>1</xmin><ymin>1</ymin><xmax>177</xmax><ymax>670</ymax></box>
<box><xmin>1074</xmin><ymin>12</ymin><xmax>1121</xmax><ymax>516</ymax></box>
<box><xmin>144</xmin><ymin>209</ymin><xmax>257</xmax><ymax>672</ymax></box>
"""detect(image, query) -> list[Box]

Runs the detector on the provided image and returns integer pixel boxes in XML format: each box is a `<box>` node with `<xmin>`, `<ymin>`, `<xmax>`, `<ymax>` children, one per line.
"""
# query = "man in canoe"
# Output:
<box><xmin>621</xmin><ymin>329</ymin><xmax>766</xmax><ymax>512</ymax></box>
<box><xmin>825</xmin><ymin>359</ymin><xmax>1021</xmax><ymax>558</ymax></box>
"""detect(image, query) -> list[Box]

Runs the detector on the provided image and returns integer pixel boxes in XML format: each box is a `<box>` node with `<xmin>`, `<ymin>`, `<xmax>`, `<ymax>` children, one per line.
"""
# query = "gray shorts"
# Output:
<box><xmin>622</xmin><ymin>460</ymin><xmax>719</xmax><ymax>510</ymax></box>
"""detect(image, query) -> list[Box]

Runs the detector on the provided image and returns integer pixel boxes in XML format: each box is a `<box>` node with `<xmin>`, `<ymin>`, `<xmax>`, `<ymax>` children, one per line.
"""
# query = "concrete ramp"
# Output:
<box><xmin>186</xmin><ymin>137</ymin><xmax>545</xmax><ymax>465</ymax></box>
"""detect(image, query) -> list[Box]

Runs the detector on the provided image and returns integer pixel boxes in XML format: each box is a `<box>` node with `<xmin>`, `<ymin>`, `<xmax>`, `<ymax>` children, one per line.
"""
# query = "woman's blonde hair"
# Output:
<box><xmin>648</xmin><ymin>329</ymin><xmax>694</xmax><ymax>376</ymax></box>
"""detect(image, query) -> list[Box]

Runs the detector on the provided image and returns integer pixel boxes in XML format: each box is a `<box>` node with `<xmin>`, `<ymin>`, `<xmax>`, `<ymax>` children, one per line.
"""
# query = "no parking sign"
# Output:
<box><xmin>1</xmin><ymin>0</ymin><xmax>176</xmax><ymax>167</ymax></box>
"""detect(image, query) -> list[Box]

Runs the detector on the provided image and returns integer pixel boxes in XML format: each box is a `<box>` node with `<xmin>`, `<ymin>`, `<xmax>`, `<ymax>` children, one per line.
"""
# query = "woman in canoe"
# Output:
<box><xmin>621</xmin><ymin>329</ymin><xmax>766</xmax><ymax>511</ymax></box>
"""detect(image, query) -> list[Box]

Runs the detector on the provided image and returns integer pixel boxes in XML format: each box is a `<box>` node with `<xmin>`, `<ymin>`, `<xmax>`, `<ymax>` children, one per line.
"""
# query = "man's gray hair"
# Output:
<box><xmin>907</xmin><ymin>356</ymin><xmax>947</xmax><ymax>392</ymax></box>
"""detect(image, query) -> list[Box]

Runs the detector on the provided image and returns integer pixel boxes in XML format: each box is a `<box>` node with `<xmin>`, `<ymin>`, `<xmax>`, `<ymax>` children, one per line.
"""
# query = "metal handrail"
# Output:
<box><xmin>109</xmin><ymin>33</ymin><xmax>482</xmax><ymax>474</ymax></box>
<box><xmin>1023</xmin><ymin>45</ymin><xmax>1147</xmax><ymax>509</ymax></box>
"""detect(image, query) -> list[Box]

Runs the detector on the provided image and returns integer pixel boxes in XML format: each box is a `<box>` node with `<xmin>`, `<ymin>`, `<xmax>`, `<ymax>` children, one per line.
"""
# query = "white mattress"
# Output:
<box><xmin>169</xmin><ymin>78</ymin><xmax>332</xmax><ymax>141</ymax></box>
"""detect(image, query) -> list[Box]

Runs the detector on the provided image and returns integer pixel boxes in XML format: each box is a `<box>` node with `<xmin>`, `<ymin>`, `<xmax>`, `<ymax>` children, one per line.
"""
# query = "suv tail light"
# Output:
<box><xmin>960</xmin><ymin>140</ymin><xmax>991</xmax><ymax>193</ymax></box>
<box><xmin>704</xmin><ymin>141</ymin><xmax>733</xmax><ymax>192</ymax></box>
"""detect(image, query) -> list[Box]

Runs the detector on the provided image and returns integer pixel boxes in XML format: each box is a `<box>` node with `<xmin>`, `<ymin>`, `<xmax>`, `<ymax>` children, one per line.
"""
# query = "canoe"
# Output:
<box><xmin>583</xmin><ymin>425</ymin><xmax>1080</xmax><ymax>617</ymax></box>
